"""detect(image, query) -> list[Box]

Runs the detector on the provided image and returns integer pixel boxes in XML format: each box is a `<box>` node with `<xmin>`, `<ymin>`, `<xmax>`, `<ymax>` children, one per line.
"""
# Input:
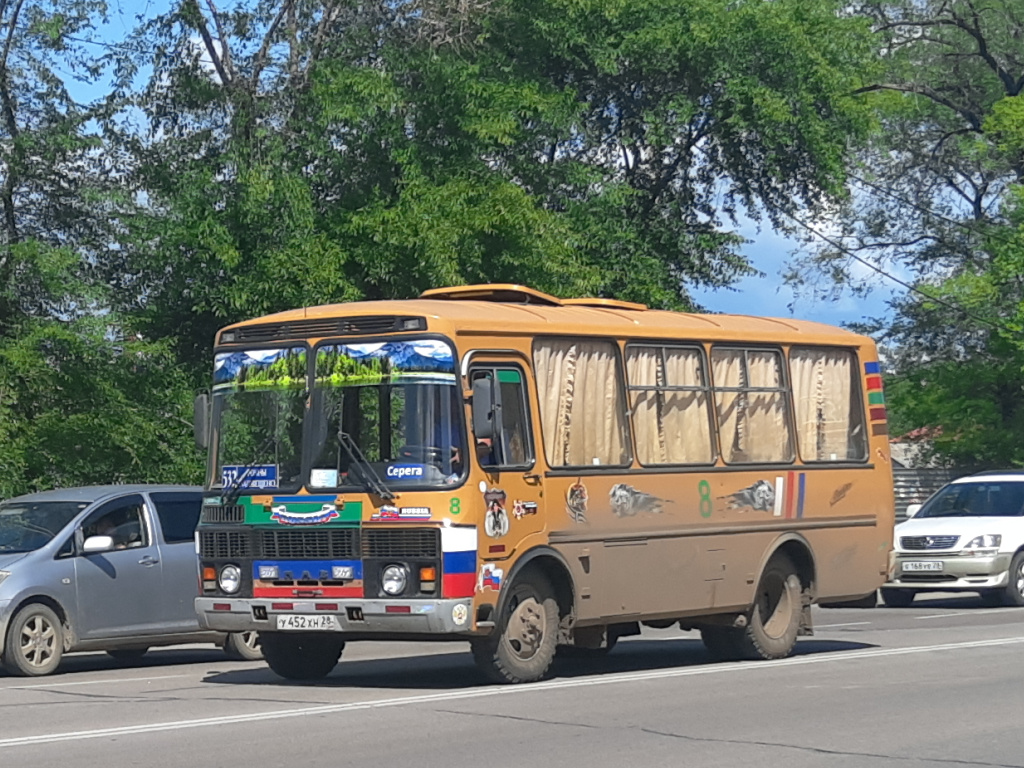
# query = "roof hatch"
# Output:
<box><xmin>420</xmin><ymin>284</ymin><xmax>563</xmax><ymax>306</ymax></box>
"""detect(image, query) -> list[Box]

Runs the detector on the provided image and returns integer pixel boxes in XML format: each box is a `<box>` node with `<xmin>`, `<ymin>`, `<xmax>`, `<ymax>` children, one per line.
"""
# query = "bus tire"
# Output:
<box><xmin>735</xmin><ymin>555</ymin><xmax>803</xmax><ymax>660</ymax></box>
<box><xmin>880</xmin><ymin>587</ymin><xmax>915</xmax><ymax>608</ymax></box>
<box><xmin>700</xmin><ymin>626</ymin><xmax>744</xmax><ymax>661</ymax></box>
<box><xmin>260</xmin><ymin>632</ymin><xmax>344</xmax><ymax>680</ymax></box>
<box><xmin>471</xmin><ymin>575</ymin><xmax>558</xmax><ymax>684</ymax></box>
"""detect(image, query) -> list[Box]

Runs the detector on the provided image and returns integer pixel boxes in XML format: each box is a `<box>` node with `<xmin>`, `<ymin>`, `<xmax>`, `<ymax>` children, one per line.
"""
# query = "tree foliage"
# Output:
<box><xmin>1</xmin><ymin>0</ymin><xmax>888</xmax><ymax>492</ymax></box>
<box><xmin>787</xmin><ymin>0</ymin><xmax>1024</xmax><ymax>468</ymax></box>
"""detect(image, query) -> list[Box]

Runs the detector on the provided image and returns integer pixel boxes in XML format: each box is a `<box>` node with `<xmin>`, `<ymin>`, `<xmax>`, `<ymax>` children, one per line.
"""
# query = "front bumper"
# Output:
<box><xmin>886</xmin><ymin>552</ymin><xmax>1012</xmax><ymax>590</ymax></box>
<box><xmin>196</xmin><ymin>596</ymin><xmax>474</xmax><ymax>635</ymax></box>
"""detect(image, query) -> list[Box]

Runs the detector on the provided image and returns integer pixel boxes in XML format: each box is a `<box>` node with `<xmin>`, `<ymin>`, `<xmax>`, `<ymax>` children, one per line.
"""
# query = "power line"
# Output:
<box><xmin>849</xmin><ymin>171</ymin><xmax>1023</xmax><ymax>252</ymax></box>
<box><xmin>781</xmin><ymin>208</ymin><xmax>1015</xmax><ymax>334</ymax></box>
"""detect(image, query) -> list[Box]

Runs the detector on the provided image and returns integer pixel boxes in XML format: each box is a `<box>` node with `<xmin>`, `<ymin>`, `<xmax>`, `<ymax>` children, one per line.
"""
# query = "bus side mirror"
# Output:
<box><xmin>472</xmin><ymin>378</ymin><xmax>495</xmax><ymax>441</ymax></box>
<box><xmin>193</xmin><ymin>393</ymin><xmax>210</xmax><ymax>450</ymax></box>
<box><xmin>905</xmin><ymin>503</ymin><xmax>921</xmax><ymax>519</ymax></box>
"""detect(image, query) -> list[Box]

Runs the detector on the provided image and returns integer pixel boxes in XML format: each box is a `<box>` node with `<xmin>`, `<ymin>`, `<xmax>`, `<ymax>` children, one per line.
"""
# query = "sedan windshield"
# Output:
<box><xmin>212</xmin><ymin>346</ymin><xmax>307</xmax><ymax>492</ymax></box>
<box><xmin>308</xmin><ymin>340</ymin><xmax>465</xmax><ymax>490</ymax></box>
<box><xmin>917</xmin><ymin>482</ymin><xmax>1024</xmax><ymax>518</ymax></box>
<box><xmin>0</xmin><ymin>501</ymin><xmax>89</xmax><ymax>553</ymax></box>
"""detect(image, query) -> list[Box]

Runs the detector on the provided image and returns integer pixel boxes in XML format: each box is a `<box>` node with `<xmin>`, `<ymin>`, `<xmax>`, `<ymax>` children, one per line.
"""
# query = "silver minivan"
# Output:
<box><xmin>0</xmin><ymin>484</ymin><xmax>260</xmax><ymax>676</ymax></box>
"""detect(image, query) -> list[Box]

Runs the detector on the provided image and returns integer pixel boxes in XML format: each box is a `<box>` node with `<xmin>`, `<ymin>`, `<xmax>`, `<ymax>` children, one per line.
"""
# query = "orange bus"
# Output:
<box><xmin>194</xmin><ymin>284</ymin><xmax>894</xmax><ymax>683</ymax></box>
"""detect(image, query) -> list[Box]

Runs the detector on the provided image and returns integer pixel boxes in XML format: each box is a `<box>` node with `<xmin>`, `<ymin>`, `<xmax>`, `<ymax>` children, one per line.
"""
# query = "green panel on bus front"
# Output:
<box><xmin>241</xmin><ymin>496</ymin><xmax>363</xmax><ymax>525</ymax></box>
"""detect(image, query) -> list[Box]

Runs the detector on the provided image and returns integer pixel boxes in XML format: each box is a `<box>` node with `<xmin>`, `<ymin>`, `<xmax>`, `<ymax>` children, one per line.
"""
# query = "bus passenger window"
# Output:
<box><xmin>532</xmin><ymin>339</ymin><xmax>630</xmax><ymax>467</ymax></box>
<box><xmin>789</xmin><ymin>348</ymin><xmax>868</xmax><ymax>462</ymax></box>
<box><xmin>711</xmin><ymin>348</ymin><xmax>794</xmax><ymax>464</ymax></box>
<box><xmin>626</xmin><ymin>345</ymin><xmax>713</xmax><ymax>465</ymax></box>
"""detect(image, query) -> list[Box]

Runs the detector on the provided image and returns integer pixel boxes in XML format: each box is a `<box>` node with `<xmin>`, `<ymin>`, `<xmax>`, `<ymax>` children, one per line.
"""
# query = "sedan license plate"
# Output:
<box><xmin>902</xmin><ymin>561</ymin><xmax>943</xmax><ymax>572</ymax></box>
<box><xmin>275</xmin><ymin>614</ymin><xmax>340</xmax><ymax>631</ymax></box>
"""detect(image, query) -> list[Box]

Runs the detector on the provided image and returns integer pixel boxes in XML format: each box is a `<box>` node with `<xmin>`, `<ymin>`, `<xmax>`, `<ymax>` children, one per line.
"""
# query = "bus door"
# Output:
<box><xmin>468</xmin><ymin>360</ymin><xmax>545</xmax><ymax>574</ymax></box>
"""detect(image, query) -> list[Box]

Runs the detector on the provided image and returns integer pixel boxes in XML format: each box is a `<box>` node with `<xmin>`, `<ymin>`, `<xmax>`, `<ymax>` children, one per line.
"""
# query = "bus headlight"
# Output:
<box><xmin>219</xmin><ymin>564</ymin><xmax>242</xmax><ymax>594</ymax></box>
<box><xmin>381</xmin><ymin>565</ymin><xmax>408</xmax><ymax>596</ymax></box>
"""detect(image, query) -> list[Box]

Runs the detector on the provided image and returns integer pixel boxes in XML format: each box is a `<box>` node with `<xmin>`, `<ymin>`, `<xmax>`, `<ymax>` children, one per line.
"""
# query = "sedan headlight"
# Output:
<box><xmin>218</xmin><ymin>564</ymin><xmax>242</xmax><ymax>594</ymax></box>
<box><xmin>961</xmin><ymin>534</ymin><xmax>1002</xmax><ymax>555</ymax></box>
<box><xmin>0</xmin><ymin>569</ymin><xmax>9</xmax><ymax>586</ymax></box>
<box><xmin>381</xmin><ymin>564</ymin><xmax>408</xmax><ymax>596</ymax></box>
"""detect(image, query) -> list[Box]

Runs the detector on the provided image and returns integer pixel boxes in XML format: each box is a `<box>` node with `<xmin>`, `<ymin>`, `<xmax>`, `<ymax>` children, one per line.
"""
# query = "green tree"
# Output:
<box><xmin>0</xmin><ymin>0</ymin><xmax>205</xmax><ymax>495</ymax></box>
<box><xmin>105</xmin><ymin>0</ymin><xmax>880</xmax><ymax>370</ymax></box>
<box><xmin>789</xmin><ymin>0</ymin><xmax>1024</xmax><ymax>467</ymax></box>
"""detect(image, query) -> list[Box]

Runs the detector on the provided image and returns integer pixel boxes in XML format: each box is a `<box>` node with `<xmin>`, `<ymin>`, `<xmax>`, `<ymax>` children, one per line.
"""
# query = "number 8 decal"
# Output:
<box><xmin>698</xmin><ymin>480</ymin><xmax>712</xmax><ymax>518</ymax></box>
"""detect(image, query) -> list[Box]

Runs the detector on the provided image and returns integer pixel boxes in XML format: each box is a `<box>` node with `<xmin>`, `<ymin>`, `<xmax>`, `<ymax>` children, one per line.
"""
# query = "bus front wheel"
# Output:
<box><xmin>260</xmin><ymin>632</ymin><xmax>344</xmax><ymax>680</ymax></box>
<box><xmin>471</xmin><ymin>575</ymin><xmax>558</xmax><ymax>684</ymax></box>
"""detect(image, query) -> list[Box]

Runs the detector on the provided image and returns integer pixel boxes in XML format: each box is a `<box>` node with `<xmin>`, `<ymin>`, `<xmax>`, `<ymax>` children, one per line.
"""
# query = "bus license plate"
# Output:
<box><xmin>902</xmin><ymin>561</ymin><xmax>943</xmax><ymax>572</ymax></box>
<box><xmin>275</xmin><ymin>615</ymin><xmax>340</xmax><ymax>631</ymax></box>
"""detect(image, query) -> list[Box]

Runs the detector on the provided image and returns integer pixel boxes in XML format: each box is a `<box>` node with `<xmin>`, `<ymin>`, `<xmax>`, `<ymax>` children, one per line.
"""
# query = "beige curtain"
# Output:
<box><xmin>711</xmin><ymin>349</ymin><xmax>745</xmax><ymax>462</ymax></box>
<box><xmin>790</xmin><ymin>348</ymin><xmax>860</xmax><ymax>461</ymax></box>
<box><xmin>534</xmin><ymin>340</ymin><xmax>629</xmax><ymax>466</ymax></box>
<box><xmin>712</xmin><ymin>348</ymin><xmax>792</xmax><ymax>463</ymax></box>
<box><xmin>626</xmin><ymin>346</ymin><xmax>712</xmax><ymax>464</ymax></box>
<box><xmin>745</xmin><ymin>351</ymin><xmax>792</xmax><ymax>462</ymax></box>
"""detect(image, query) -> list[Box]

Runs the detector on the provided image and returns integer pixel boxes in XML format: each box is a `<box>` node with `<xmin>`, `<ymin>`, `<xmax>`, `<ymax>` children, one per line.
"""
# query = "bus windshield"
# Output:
<box><xmin>212</xmin><ymin>346</ymin><xmax>308</xmax><ymax>492</ymax></box>
<box><xmin>308</xmin><ymin>340</ymin><xmax>465</xmax><ymax>490</ymax></box>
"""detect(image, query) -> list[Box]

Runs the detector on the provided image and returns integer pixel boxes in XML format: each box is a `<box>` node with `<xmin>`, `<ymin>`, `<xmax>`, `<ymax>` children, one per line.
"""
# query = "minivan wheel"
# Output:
<box><xmin>1000</xmin><ymin>551</ymin><xmax>1024</xmax><ymax>606</ymax></box>
<box><xmin>3</xmin><ymin>604</ymin><xmax>64</xmax><ymax>677</ymax></box>
<box><xmin>224</xmin><ymin>631</ymin><xmax>263</xmax><ymax>661</ymax></box>
<box><xmin>880</xmin><ymin>587</ymin><xmax>916</xmax><ymax>608</ymax></box>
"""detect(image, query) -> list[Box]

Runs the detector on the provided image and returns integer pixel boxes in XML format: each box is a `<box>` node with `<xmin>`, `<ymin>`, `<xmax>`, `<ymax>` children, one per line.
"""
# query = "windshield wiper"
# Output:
<box><xmin>223</xmin><ymin>435</ymin><xmax>277</xmax><ymax>505</ymax></box>
<box><xmin>336</xmin><ymin>429</ymin><xmax>395</xmax><ymax>501</ymax></box>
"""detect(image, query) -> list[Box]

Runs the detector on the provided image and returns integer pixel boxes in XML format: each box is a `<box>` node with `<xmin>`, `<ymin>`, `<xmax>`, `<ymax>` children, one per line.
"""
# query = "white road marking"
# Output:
<box><xmin>0</xmin><ymin>673</ymin><xmax>192</xmax><ymax>691</ymax></box>
<box><xmin>1</xmin><ymin>635</ymin><xmax>1023</xmax><ymax>749</ymax></box>
<box><xmin>814</xmin><ymin>622</ymin><xmax>871</xmax><ymax>629</ymax></box>
<box><xmin>915</xmin><ymin>609</ymin><xmax>1015</xmax><ymax>620</ymax></box>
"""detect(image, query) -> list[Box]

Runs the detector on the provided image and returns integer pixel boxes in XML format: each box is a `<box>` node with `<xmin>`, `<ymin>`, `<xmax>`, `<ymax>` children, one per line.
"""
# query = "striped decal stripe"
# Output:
<box><xmin>864</xmin><ymin>361</ymin><xmax>880</xmax><ymax>374</ymax></box>
<box><xmin>442</xmin><ymin>573</ymin><xmax>476</xmax><ymax>598</ymax></box>
<box><xmin>440</xmin><ymin>525</ymin><xmax>477</xmax><ymax>599</ymax></box>
<box><xmin>442</xmin><ymin>550</ymin><xmax>476</xmax><ymax>574</ymax></box>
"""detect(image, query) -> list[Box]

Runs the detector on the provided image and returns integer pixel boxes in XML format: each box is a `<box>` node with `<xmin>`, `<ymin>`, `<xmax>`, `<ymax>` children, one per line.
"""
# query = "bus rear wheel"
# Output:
<box><xmin>741</xmin><ymin>556</ymin><xmax>802</xmax><ymax>659</ymax></box>
<box><xmin>472</xmin><ymin>575</ymin><xmax>558</xmax><ymax>684</ymax></box>
<box><xmin>700</xmin><ymin>626</ymin><xmax>744</xmax><ymax>661</ymax></box>
<box><xmin>260</xmin><ymin>632</ymin><xmax>344</xmax><ymax>680</ymax></box>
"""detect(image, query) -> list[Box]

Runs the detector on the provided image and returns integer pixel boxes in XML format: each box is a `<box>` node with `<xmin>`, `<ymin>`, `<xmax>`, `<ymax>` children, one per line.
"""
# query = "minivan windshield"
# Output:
<box><xmin>916</xmin><ymin>482</ymin><xmax>1024</xmax><ymax>519</ymax></box>
<box><xmin>0</xmin><ymin>501</ymin><xmax>89</xmax><ymax>553</ymax></box>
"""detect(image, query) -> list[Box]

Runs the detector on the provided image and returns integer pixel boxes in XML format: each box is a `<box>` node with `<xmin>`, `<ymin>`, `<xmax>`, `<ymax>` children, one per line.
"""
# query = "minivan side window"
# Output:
<box><xmin>150</xmin><ymin>492</ymin><xmax>203</xmax><ymax>544</ymax></box>
<box><xmin>81</xmin><ymin>496</ymin><xmax>149</xmax><ymax>550</ymax></box>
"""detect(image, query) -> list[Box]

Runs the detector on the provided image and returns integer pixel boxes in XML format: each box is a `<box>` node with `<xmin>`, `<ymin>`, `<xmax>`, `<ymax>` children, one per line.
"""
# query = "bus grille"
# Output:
<box><xmin>260</xmin><ymin>529</ymin><xmax>359</xmax><ymax>559</ymax></box>
<box><xmin>901</xmin><ymin>535</ymin><xmax>959</xmax><ymax>550</ymax></box>
<box><xmin>200</xmin><ymin>531</ymin><xmax>252</xmax><ymax>558</ymax></box>
<box><xmin>362</xmin><ymin>528</ymin><xmax>440</xmax><ymax>558</ymax></box>
<box><xmin>201</xmin><ymin>504</ymin><xmax>244</xmax><ymax>524</ymax></box>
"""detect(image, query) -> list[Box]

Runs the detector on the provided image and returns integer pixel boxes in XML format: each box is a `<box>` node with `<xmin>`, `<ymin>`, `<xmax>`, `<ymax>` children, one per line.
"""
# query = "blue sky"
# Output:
<box><xmin>691</xmin><ymin>218</ymin><xmax>901</xmax><ymax>328</ymax></box>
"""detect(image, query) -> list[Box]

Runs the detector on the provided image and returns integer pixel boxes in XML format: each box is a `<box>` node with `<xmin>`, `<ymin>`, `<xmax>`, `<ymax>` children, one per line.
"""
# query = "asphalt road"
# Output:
<box><xmin>3</xmin><ymin>593</ymin><xmax>1024</xmax><ymax>767</ymax></box>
